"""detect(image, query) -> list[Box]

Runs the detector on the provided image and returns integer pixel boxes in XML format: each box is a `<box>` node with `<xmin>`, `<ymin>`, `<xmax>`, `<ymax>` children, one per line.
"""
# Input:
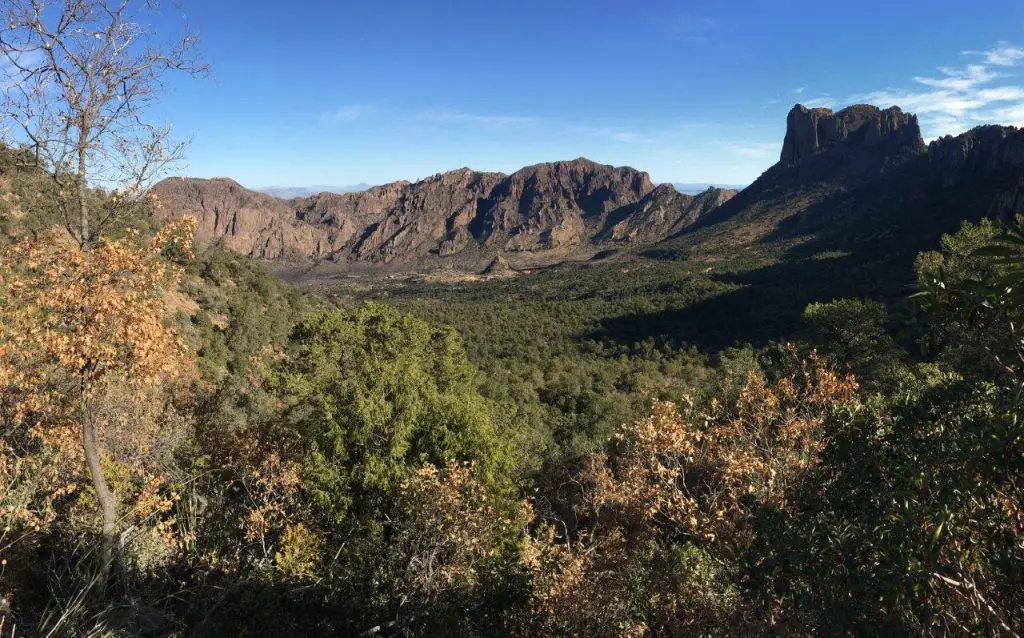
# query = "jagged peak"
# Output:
<box><xmin>789</xmin><ymin>103</ymin><xmax>904</xmax><ymax>119</ymax></box>
<box><xmin>695</xmin><ymin>185</ymin><xmax>732</xmax><ymax>197</ymax></box>
<box><xmin>157</xmin><ymin>176</ymin><xmax>245</xmax><ymax>188</ymax></box>
<box><xmin>424</xmin><ymin>166</ymin><xmax>504</xmax><ymax>180</ymax></box>
<box><xmin>514</xmin><ymin>157</ymin><xmax>642</xmax><ymax>174</ymax></box>
<box><xmin>651</xmin><ymin>183</ymin><xmax>681</xmax><ymax>194</ymax></box>
<box><xmin>503</xmin><ymin>159</ymin><xmax>655</xmax><ymax>198</ymax></box>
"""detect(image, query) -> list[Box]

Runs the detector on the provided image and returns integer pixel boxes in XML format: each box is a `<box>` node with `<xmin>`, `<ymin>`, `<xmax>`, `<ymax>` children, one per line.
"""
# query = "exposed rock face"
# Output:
<box><xmin>928</xmin><ymin>125</ymin><xmax>1024</xmax><ymax>172</ymax></box>
<box><xmin>298</xmin><ymin>169</ymin><xmax>505</xmax><ymax>264</ymax></box>
<box><xmin>479</xmin><ymin>159</ymin><xmax>655</xmax><ymax>252</ymax></box>
<box><xmin>482</xmin><ymin>255</ymin><xmax>512</xmax><ymax>275</ymax></box>
<box><xmin>780</xmin><ymin>104</ymin><xmax>923</xmax><ymax>168</ymax></box>
<box><xmin>596</xmin><ymin>185</ymin><xmax>737</xmax><ymax>243</ymax></box>
<box><xmin>678</xmin><ymin>103</ymin><xmax>1024</xmax><ymax>265</ymax></box>
<box><xmin>153</xmin><ymin>101</ymin><xmax>1024</xmax><ymax>280</ymax></box>
<box><xmin>150</xmin><ymin>177</ymin><xmax>344</xmax><ymax>259</ymax></box>
<box><xmin>151</xmin><ymin>158</ymin><xmax>700</xmax><ymax>268</ymax></box>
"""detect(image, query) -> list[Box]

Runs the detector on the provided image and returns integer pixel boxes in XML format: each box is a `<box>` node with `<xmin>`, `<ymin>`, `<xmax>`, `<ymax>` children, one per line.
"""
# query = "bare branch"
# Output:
<box><xmin>0</xmin><ymin>0</ymin><xmax>207</xmax><ymax>247</ymax></box>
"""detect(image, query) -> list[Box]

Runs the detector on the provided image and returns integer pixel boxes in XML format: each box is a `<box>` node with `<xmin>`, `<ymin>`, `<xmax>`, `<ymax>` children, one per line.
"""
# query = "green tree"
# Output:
<box><xmin>274</xmin><ymin>302</ymin><xmax>512</xmax><ymax>526</ymax></box>
<box><xmin>802</xmin><ymin>298</ymin><xmax>909</xmax><ymax>392</ymax></box>
<box><xmin>752</xmin><ymin>219</ymin><xmax>1024</xmax><ymax>634</ymax></box>
<box><xmin>913</xmin><ymin>218</ymin><xmax>1019</xmax><ymax>380</ymax></box>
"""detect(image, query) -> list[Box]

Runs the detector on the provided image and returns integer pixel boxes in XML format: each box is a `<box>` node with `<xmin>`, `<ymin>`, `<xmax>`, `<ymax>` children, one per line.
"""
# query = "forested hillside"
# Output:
<box><xmin>6</xmin><ymin>167</ymin><xmax>1024</xmax><ymax>635</ymax></box>
<box><xmin>1</xmin><ymin>2</ymin><xmax>1024</xmax><ymax>636</ymax></box>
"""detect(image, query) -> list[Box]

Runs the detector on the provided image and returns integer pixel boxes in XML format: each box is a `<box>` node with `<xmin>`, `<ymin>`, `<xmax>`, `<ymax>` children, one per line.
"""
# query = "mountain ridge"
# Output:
<box><xmin>676</xmin><ymin>103</ymin><xmax>1024</xmax><ymax>261</ymax></box>
<box><xmin>152</xmin><ymin>158</ymin><xmax>737</xmax><ymax>269</ymax></box>
<box><xmin>152</xmin><ymin>102</ymin><xmax>1024</xmax><ymax>277</ymax></box>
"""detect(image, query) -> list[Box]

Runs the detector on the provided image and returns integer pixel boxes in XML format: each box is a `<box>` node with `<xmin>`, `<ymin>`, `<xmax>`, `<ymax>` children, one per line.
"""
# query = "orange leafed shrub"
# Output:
<box><xmin>0</xmin><ymin>219</ymin><xmax>198</xmax><ymax>393</ymax></box>
<box><xmin>395</xmin><ymin>462</ymin><xmax>531</xmax><ymax>601</ymax></box>
<box><xmin>212</xmin><ymin>426</ymin><xmax>304</xmax><ymax>559</ymax></box>
<box><xmin>0</xmin><ymin>217</ymin><xmax>199</xmax><ymax>561</ymax></box>
<box><xmin>524</xmin><ymin>353</ymin><xmax>858</xmax><ymax>635</ymax></box>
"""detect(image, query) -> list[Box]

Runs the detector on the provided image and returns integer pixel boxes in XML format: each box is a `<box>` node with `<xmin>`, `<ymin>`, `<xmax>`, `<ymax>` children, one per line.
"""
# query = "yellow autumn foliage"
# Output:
<box><xmin>523</xmin><ymin>353</ymin><xmax>858</xmax><ymax>635</ymax></box>
<box><xmin>0</xmin><ymin>217</ymin><xmax>199</xmax><ymax>562</ymax></box>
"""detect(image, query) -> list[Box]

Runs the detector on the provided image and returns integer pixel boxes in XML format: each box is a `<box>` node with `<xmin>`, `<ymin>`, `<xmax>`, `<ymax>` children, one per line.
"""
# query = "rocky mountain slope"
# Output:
<box><xmin>153</xmin><ymin>102</ymin><xmax>1024</xmax><ymax>277</ymax></box>
<box><xmin>151</xmin><ymin>159</ymin><xmax>737</xmax><ymax>269</ymax></box>
<box><xmin>674</xmin><ymin>103</ymin><xmax>1024</xmax><ymax>261</ymax></box>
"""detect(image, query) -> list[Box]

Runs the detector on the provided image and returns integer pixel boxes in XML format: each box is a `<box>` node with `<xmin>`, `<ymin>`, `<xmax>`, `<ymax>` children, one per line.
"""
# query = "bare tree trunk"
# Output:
<box><xmin>76</xmin><ymin>128</ymin><xmax>115</xmax><ymax>576</ymax></box>
<box><xmin>81</xmin><ymin>403</ymin><xmax>117</xmax><ymax>581</ymax></box>
<box><xmin>77</xmin><ymin>121</ymin><xmax>89</xmax><ymax>249</ymax></box>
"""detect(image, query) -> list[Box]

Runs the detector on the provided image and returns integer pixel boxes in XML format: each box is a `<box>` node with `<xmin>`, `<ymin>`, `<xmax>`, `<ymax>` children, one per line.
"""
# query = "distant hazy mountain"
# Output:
<box><xmin>673</xmin><ymin>182</ymin><xmax>747</xmax><ymax>195</ymax></box>
<box><xmin>260</xmin><ymin>183</ymin><xmax>372</xmax><ymax>198</ymax></box>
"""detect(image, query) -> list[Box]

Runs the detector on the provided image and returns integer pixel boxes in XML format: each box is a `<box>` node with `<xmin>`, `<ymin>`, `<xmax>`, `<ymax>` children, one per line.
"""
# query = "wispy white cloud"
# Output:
<box><xmin>320</xmin><ymin>104</ymin><xmax>373</xmax><ymax>123</ymax></box>
<box><xmin>413</xmin><ymin>108</ymin><xmax>542</xmax><ymax>128</ymax></box>
<box><xmin>802</xmin><ymin>96</ymin><xmax>836</xmax><ymax>109</ymax></box>
<box><xmin>846</xmin><ymin>42</ymin><xmax>1024</xmax><ymax>137</ymax></box>
<box><xmin>992</xmin><ymin>103</ymin><xmax>1024</xmax><ymax>125</ymax></box>
<box><xmin>911</xmin><ymin>64</ymin><xmax>1000</xmax><ymax>91</ymax></box>
<box><xmin>794</xmin><ymin>86</ymin><xmax>805</xmax><ymax>95</ymax></box>
<box><xmin>965</xmin><ymin>41</ymin><xmax>1024</xmax><ymax>67</ymax></box>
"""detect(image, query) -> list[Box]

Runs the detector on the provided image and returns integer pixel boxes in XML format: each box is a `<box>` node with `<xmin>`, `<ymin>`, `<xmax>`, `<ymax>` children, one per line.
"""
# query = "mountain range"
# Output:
<box><xmin>152</xmin><ymin>102</ymin><xmax>1024</xmax><ymax>275</ymax></box>
<box><xmin>672</xmin><ymin>182</ymin><xmax>748</xmax><ymax>195</ymax></box>
<box><xmin>152</xmin><ymin>160</ymin><xmax>736</xmax><ymax>270</ymax></box>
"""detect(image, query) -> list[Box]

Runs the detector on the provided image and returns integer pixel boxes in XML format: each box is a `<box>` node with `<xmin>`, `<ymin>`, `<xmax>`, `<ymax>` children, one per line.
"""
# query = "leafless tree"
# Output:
<box><xmin>0</xmin><ymin>0</ymin><xmax>207</xmax><ymax>250</ymax></box>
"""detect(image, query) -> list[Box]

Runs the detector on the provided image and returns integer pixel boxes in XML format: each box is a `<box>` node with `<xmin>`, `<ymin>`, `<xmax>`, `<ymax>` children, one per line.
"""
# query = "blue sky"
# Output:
<box><xmin>153</xmin><ymin>0</ymin><xmax>1024</xmax><ymax>189</ymax></box>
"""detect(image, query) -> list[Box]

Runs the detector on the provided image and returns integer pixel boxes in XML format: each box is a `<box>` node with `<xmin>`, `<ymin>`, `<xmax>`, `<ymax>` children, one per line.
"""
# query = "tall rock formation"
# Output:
<box><xmin>676</xmin><ymin>102</ymin><xmax>1024</xmax><ymax>264</ymax></box>
<box><xmin>779</xmin><ymin>104</ymin><xmax>923</xmax><ymax>167</ymax></box>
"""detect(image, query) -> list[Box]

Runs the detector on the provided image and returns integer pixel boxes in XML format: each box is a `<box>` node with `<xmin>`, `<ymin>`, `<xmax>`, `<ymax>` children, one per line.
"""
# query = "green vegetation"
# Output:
<box><xmin>1</xmin><ymin>188</ymin><xmax>1022</xmax><ymax>635</ymax></box>
<box><xmin>0</xmin><ymin>8</ymin><xmax>1021</xmax><ymax>630</ymax></box>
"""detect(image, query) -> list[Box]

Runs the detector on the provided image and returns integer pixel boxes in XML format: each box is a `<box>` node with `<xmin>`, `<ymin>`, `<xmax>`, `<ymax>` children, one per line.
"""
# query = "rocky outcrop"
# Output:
<box><xmin>928</xmin><ymin>125</ymin><xmax>1024</xmax><ymax>172</ymax></box>
<box><xmin>149</xmin><ymin>177</ymin><xmax>345</xmax><ymax>259</ymax></box>
<box><xmin>151</xmin><ymin>158</ymin><xmax>691</xmax><ymax>267</ymax></box>
<box><xmin>779</xmin><ymin>104</ymin><xmax>924</xmax><ymax>168</ymax></box>
<box><xmin>482</xmin><ymin>255</ymin><xmax>512</xmax><ymax>275</ymax></box>
<box><xmin>324</xmin><ymin>169</ymin><xmax>504</xmax><ymax>263</ymax></box>
<box><xmin>479</xmin><ymin>159</ymin><xmax>655</xmax><ymax>252</ymax></box>
<box><xmin>596</xmin><ymin>185</ymin><xmax>737</xmax><ymax>243</ymax></box>
<box><xmin>679</xmin><ymin>103</ymin><xmax>1024</xmax><ymax>264</ymax></box>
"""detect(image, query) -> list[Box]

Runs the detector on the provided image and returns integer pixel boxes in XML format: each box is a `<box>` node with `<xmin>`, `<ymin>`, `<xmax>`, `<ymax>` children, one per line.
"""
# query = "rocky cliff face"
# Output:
<box><xmin>678</xmin><ymin>102</ymin><xmax>1024</xmax><ymax>262</ymax></box>
<box><xmin>300</xmin><ymin>169</ymin><xmax>505</xmax><ymax>264</ymax></box>
<box><xmin>153</xmin><ymin>102</ymin><xmax>1024</xmax><ymax>278</ymax></box>
<box><xmin>479</xmin><ymin>159</ymin><xmax>655</xmax><ymax>252</ymax></box>
<box><xmin>596</xmin><ymin>185</ymin><xmax>736</xmax><ymax>243</ymax></box>
<box><xmin>150</xmin><ymin>177</ymin><xmax>344</xmax><ymax>259</ymax></box>
<box><xmin>928</xmin><ymin>125</ymin><xmax>1024</xmax><ymax>173</ymax></box>
<box><xmin>152</xmin><ymin>158</ymin><xmax>713</xmax><ymax>268</ymax></box>
<box><xmin>780</xmin><ymin>104</ymin><xmax>924</xmax><ymax>167</ymax></box>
